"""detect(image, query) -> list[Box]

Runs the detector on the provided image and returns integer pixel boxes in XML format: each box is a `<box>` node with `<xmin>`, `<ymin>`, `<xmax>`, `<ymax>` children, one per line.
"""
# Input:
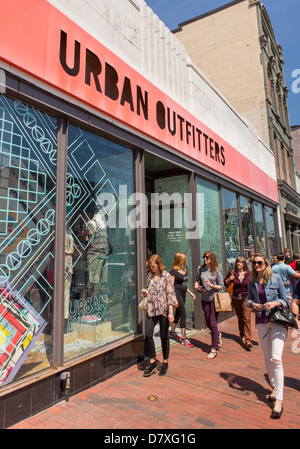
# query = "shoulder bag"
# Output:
<box><xmin>225</xmin><ymin>270</ymin><xmax>234</xmax><ymax>295</ymax></box>
<box><xmin>214</xmin><ymin>292</ymin><xmax>232</xmax><ymax>312</ymax></box>
<box><xmin>226</xmin><ymin>281</ymin><xmax>234</xmax><ymax>295</ymax></box>
<box><xmin>268</xmin><ymin>305</ymin><xmax>298</xmax><ymax>329</ymax></box>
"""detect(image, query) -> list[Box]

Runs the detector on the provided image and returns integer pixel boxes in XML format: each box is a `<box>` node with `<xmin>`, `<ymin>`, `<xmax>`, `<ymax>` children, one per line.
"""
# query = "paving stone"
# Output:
<box><xmin>9</xmin><ymin>315</ymin><xmax>300</xmax><ymax>430</ymax></box>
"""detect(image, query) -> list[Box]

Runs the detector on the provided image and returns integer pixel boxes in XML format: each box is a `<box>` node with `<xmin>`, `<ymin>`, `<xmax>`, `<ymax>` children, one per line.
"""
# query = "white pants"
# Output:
<box><xmin>256</xmin><ymin>323</ymin><xmax>287</xmax><ymax>401</ymax></box>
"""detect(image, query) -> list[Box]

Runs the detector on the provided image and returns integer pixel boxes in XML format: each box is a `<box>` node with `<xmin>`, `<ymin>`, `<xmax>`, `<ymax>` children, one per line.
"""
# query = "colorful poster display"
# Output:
<box><xmin>0</xmin><ymin>279</ymin><xmax>46</xmax><ymax>385</ymax></box>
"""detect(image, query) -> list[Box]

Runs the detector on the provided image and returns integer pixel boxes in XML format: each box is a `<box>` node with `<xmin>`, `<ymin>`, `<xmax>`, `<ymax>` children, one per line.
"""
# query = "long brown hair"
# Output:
<box><xmin>202</xmin><ymin>251</ymin><xmax>220</xmax><ymax>275</ymax></box>
<box><xmin>148</xmin><ymin>254</ymin><xmax>165</xmax><ymax>275</ymax></box>
<box><xmin>234</xmin><ymin>256</ymin><xmax>248</xmax><ymax>272</ymax></box>
<box><xmin>250</xmin><ymin>253</ymin><xmax>272</xmax><ymax>283</ymax></box>
<box><xmin>171</xmin><ymin>252</ymin><xmax>187</xmax><ymax>272</ymax></box>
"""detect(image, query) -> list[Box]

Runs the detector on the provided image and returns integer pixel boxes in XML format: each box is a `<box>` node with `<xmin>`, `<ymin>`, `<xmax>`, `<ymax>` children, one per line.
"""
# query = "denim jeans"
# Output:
<box><xmin>256</xmin><ymin>323</ymin><xmax>287</xmax><ymax>400</ymax></box>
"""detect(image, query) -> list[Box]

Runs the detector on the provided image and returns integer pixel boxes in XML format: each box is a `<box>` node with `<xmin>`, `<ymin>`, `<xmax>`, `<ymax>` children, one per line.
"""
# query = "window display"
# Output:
<box><xmin>240</xmin><ymin>196</ymin><xmax>255</xmax><ymax>261</ymax></box>
<box><xmin>197</xmin><ymin>178</ymin><xmax>223</xmax><ymax>272</ymax></box>
<box><xmin>64</xmin><ymin>124</ymin><xmax>136</xmax><ymax>361</ymax></box>
<box><xmin>221</xmin><ymin>188</ymin><xmax>240</xmax><ymax>270</ymax></box>
<box><xmin>254</xmin><ymin>202</ymin><xmax>266</xmax><ymax>255</ymax></box>
<box><xmin>264</xmin><ymin>206</ymin><xmax>276</xmax><ymax>257</ymax></box>
<box><xmin>0</xmin><ymin>94</ymin><xmax>57</xmax><ymax>385</ymax></box>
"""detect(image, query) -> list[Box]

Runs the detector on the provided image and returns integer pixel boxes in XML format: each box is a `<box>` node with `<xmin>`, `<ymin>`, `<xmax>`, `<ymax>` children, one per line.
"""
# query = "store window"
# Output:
<box><xmin>221</xmin><ymin>188</ymin><xmax>241</xmax><ymax>270</ymax></box>
<box><xmin>240</xmin><ymin>196</ymin><xmax>255</xmax><ymax>261</ymax></box>
<box><xmin>281</xmin><ymin>142</ymin><xmax>287</xmax><ymax>183</ymax></box>
<box><xmin>276</xmin><ymin>80</ymin><xmax>281</xmax><ymax>117</ymax></box>
<box><xmin>267</xmin><ymin>64</ymin><xmax>273</xmax><ymax>106</ymax></box>
<box><xmin>287</xmin><ymin>153</ymin><xmax>293</xmax><ymax>187</ymax></box>
<box><xmin>196</xmin><ymin>178</ymin><xmax>223</xmax><ymax>271</ymax></box>
<box><xmin>265</xmin><ymin>206</ymin><xmax>276</xmax><ymax>258</ymax></box>
<box><xmin>0</xmin><ymin>94</ymin><xmax>57</xmax><ymax>385</ymax></box>
<box><xmin>273</xmin><ymin>133</ymin><xmax>280</xmax><ymax>179</ymax></box>
<box><xmin>254</xmin><ymin>202</ymin><xmax>266</xmax><ymax>254</ymax></box>
<box><xmin>64</xmin><ymin>124</ymin><xmax>136</xmax><ymax>361</ymax></box>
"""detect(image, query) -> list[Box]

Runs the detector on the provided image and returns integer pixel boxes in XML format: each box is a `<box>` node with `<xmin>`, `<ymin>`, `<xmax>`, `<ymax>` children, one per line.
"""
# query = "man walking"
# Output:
<box><xmin>272</xmin><ymin>252</ymin><xmax>300</xmax><ymax>305</ymax></box>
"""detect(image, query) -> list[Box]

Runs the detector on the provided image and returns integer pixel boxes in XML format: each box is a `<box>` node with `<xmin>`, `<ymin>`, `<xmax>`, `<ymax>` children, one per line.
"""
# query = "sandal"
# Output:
<box><xmin>207</xmin><ymin>350</ymin><xmax>217</xmax><ymax>359</ymax></box>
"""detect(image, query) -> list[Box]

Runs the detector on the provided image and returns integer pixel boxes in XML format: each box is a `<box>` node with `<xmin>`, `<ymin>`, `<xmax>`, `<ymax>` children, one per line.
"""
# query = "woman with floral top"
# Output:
<box><xmin>141</xmin><ymin>254</ymin><xmax>177</xmax><ymax>377</ymax></box>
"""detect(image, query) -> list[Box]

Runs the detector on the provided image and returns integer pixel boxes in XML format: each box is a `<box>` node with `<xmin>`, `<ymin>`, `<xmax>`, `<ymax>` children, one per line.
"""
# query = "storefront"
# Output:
<box><xmin>0</xmin><ymin>0</ymin><xmax>279</xmax><ymax>427</ymax></box>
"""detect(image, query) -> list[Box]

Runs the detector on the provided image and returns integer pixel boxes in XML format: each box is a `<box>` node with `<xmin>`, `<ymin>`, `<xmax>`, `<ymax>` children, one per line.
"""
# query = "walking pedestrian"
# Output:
<box><xmin>283</xmin><ymin>248</ymin><xmax>293</xmax><ymax>265</ymax></box>
<box><xmin>271</xmin><ymin>252</ymin><xmax>300</xmax><ymax>305</ymax></box>
<box><xmin>169</xmin><ymin>252</ymin><xmax>196</xmax><ymax>347</ymax></box>
<box><xmin>224</xmin><ymin>256</ymin><xmax>252</xmax><ymax>350</ymax></box>
<box><xmin>141</xmin><ymin>254</ymin><xmax>177</xmax><ymax>377</ymax></box>
<box><xmin>288</xmin><ymin>252</ymin><xmax>300</xmax><ymax>270</ymax></box>
<box><xmin>194</xmin><ymin>251</ymin><xmax>224</xmax><ymax>359</ymax></box>
<box><xmin>292</xmin><ymin>278</ymin><xmax>300</xmax><ymax>328</ymax></box>
<box><xmin>248</xmin><ymin>253</ymin><xmax>288</xmax><ymax>419</ymax></box>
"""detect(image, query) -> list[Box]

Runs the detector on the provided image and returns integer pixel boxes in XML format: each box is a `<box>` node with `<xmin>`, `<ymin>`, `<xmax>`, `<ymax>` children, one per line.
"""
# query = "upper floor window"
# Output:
<box><xmin>267</xmin><ymin>65</ymin><xmax>273</xmax><ymax>105</ymax></box>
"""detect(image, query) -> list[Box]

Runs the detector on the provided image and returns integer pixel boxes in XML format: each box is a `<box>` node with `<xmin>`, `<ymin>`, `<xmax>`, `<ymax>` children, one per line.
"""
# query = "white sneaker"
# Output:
<box><xmin>182</xmin><ymin>338</ymin><xmax>194</xmax><ymax>348</ymax></box>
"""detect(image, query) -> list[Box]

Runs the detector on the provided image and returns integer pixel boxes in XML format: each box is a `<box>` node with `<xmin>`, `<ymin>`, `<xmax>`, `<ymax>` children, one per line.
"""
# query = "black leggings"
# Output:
<box><xmin>174</xmin><ymin>294</ymin><xmax>186</xmax><ymax>328</ymax></box>
<box><xmin>145</xmin><ymin>314</ymin><xmax>170</xmax><ymax>360</ymax></box>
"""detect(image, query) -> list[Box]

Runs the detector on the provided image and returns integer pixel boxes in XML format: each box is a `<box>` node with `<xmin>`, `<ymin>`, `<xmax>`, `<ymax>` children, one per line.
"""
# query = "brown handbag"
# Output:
<box><xmin>226</xmin><ymin>271</ymin><xmax>234</xmax><ymax>295</ymax></box>
<box><xmin>226</xmin><ymin>282</ymin><xmax>234</xmax><ymax>295</ymax></box>
<box><xmin>214</xmin><ymin>292</ymin><xmax>232</xmax><ymax>312</ymax></box>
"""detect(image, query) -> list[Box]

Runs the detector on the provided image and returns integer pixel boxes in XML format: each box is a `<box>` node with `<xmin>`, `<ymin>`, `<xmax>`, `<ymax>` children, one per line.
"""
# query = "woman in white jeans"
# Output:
<box><xmin>248</xmin><ymin>253</ymin><xmax>288</xmax><ymax>419</ymax></box>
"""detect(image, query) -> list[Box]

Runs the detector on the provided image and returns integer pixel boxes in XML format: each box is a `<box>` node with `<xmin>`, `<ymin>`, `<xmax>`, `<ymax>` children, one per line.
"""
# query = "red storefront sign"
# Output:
<box><xmin>0</xmin><ymin>0</ymin><xmax>278</xmax><ymax>202</ymax></box>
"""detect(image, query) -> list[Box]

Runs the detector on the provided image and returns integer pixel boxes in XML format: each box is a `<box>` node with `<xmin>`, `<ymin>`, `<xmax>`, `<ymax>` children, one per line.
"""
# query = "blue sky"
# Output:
<box><xmin>146</xmin><ymin>0</ymin><xmax>299</xmax><ymax>127</ymax></box>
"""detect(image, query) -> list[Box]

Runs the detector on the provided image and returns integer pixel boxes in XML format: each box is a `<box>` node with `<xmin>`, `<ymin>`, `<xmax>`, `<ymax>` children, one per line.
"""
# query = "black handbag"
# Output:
<box><xmin>268</xmin><ymin>306</ymin><xmax>298</xmax><ymax>329</ymax></box>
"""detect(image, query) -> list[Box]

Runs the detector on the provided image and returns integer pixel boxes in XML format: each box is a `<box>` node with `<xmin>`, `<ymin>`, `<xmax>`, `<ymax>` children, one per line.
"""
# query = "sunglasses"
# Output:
<box><xmin>203</xmin><ymin>256</ymin><xmax>210</xmax><ymax>259</ymax></box>
<box><xmin>253</xmin><ymin>260</ymin><xmax>264</xmax><ymax>266</ymax></box>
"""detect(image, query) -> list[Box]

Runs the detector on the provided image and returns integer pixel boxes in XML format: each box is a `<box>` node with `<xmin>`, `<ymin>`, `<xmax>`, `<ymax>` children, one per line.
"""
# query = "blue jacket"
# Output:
<box><xmin>247</xmin><ymin>273</ymin><xmax>288</xmax><ymax>317</ymax></box>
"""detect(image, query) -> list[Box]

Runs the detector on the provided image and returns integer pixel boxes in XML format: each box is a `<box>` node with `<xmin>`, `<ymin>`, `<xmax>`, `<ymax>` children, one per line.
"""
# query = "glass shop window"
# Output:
<box><xmin>254</xmin><ymin>202</ymin><xmax>266</xmax><ymax>255</ymax></box>
<box><xmin>64</xmin><ymin>124</ymin><xmax>136</xmax><ymax>361</ymax></box>
<box><xmin>240</xmin><ymin>196</ymin><xmax>255</xmax><ymax>263</ymax></box>
<box><xmin>196</xmin><ymin>177</ymin><xmax>223</xmax><ymax>272</ymax></box>
<box><xmin>0</xmin><ymin>94</ymin><xmax>57</xmax><ymax>386</ymax></box>
<box><xmin>221</xmin><ymin>188</ymin><xmax>241</xmax><ymax>270</ymax></box>
<box><xmin>264</xmin><ymin>206</ymin><xmax>276</xmax><ymax>258</ymax></box>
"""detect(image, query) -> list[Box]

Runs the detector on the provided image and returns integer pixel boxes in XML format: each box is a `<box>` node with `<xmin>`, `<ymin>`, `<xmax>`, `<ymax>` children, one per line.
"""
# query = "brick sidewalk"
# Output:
<box><xmin>11</xmin><ymin>315</ymin><xmax>300</xmax><ymax>429</ymax></box>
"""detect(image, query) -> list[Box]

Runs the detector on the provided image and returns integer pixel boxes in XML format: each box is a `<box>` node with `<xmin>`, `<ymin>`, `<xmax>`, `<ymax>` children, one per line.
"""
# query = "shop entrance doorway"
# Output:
<box><xmin>144</xmin><ymin>152</ymin><xmax>194</xmax><ymax>324</ymax></box>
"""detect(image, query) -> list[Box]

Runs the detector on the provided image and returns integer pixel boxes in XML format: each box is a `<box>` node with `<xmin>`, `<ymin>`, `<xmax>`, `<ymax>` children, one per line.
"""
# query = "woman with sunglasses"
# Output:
<box><xmin>195</xmin><ymin>251</ymin><xmax>224</xmax><ymax>359</ymax></box>
<box><xmin>248</xmin><ymin>253</ymin><xmax>288</xmax><ymax>419</ymax></box>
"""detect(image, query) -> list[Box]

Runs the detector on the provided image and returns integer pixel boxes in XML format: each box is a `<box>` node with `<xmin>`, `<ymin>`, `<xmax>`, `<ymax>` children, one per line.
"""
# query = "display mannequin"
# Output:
<box><xmin>86</xmin><ymin>210</ymin><xmax>109</xmax><ymax>286</ymax></box>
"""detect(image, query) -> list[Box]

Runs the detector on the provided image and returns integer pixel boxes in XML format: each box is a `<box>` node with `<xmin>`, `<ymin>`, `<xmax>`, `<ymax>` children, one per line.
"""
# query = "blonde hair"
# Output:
<box><xmin>202</xmin><ymin>251</ymin><xmax>220</xmax><ymax>275</ymax></box>
<box><xmin>250</xmin><ymin>253</ymin><xmax>273</xmax><ymax>283</ymax></box>
<box><xmin>171</xmin><ymin>252</ymin><xmax>187</xmax><ymax>272</ymax></box>
<box><xmin>148</xmin><ymin>254</ymin><xmax>165</xmax><ymax>275</ymax></box>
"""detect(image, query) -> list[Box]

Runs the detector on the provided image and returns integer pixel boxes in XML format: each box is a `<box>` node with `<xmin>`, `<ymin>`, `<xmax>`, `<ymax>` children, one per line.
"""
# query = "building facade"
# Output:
<box><xmin>0</xmin><ymin>0</ymin><xmax>279</xmax><ymax>426</ymax></box>
<box><xmin>174</xmin><ymin>0</ymin><xmax>300</xmax><ymax>254</ymax></box>
<box><xmin>292</xmin><ymin>126</ymin><xmax>300</xmax><ymax>174</ymax></box>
